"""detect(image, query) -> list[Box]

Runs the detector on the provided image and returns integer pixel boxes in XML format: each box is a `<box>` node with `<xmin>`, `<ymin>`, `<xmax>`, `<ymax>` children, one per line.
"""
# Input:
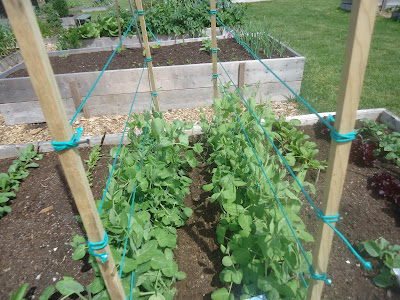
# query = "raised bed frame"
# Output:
<box><xmin>0</xmin><ymin>35</ymin><xmax>305</xmax><ymax>125</ymax></box>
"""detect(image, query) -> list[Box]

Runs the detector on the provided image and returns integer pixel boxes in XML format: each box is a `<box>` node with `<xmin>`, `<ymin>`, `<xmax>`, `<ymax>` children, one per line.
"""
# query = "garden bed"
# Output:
<box><xmin>0</xmin><ymin>37</ymin><xmax>304</xmax><ymax>125</ymax></box>
<box><xmin>1</xmin><ymin>108</ymin><xmax>399</xmax><ymax>299</ymax></box>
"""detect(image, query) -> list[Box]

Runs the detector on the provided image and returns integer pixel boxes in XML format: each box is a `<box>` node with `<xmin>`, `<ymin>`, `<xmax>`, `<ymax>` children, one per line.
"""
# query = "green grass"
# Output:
<box><xmin>244</xmin><ymin>0</ymin><xmax>400</xmax><ymax>115</ymax></box>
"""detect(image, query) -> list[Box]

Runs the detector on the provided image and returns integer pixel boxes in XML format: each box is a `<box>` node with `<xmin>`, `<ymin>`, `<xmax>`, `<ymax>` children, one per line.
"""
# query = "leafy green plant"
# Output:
<box><xmin>50</xmin><ymin>0</ymin><xmax>70</xmax><ymax>18</ymax></box>
<box><xmin>85</xmin><ymin>145</ymin><xmax>103</xmax><ymax>186</ymax></box>
<box><xmin>77</xmin><ymin>22</ymin><xmax>100</xmax><ymax>39</ymax></box>
<box><xmin>0</xmin><ymin>145</ymin><xmax>43</xmax><ymax>217</ymax></box>
<box><xmin>56</xmin><ymin>28</ymin><xmax>82</xmax><ymax>50</ymax></box>
<box><xmin>43</xmin><ymin>3</ymin><xmax>62</xmax><ymax>29</ymax></box>
<box><xmin>200</xmin><ymin>88</ymin><xmax>317</xmax><ymax>299</ymax></box>
<box><xmin>9</xmin><ymin>283</ymin><xmax>29</xmax><ymax>300</ymax></box>
<box><xmin>58</xmin><ymin>53</ymin><xmax>69</xmax><ymax>58</ymax></box>
<box><xmin>67</xmin><ymin>110</ymin><xmax>202</xmax><ymax>298</ymax></box>
<box><xmin>358</xmin><ymin>237</ymin><xmax>400</xmax><ymax>288</ymax></box>
<box><xmin>67</xmin><ymin>0</ymin><xmax>83</xmax><ymax>9</ymax></box>
<box><xmin>359</xmin><ymin>119</ymin><xmax>400</xmax><ymax>166</ymax></box>
<box><xmin>199</xmin><ymin>39</ymin><xmax>212</xmax><ymax>52</ymax></box>
<box><xmin>0</xmin><ymin>23</ymin><xmax>17</xmax><ymax>57</ymax></box>
<box><xmin>97</xmin><ymin>16</ymin><xmax>124</xmax><ymax>37</ymax></box>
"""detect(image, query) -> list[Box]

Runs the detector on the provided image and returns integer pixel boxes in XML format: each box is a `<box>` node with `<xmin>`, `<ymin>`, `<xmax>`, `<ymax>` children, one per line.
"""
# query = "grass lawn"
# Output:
<box><xmin>244</xmin><ymin>0</ymin><xmax>400</xmax><ymax>115</ymax></box>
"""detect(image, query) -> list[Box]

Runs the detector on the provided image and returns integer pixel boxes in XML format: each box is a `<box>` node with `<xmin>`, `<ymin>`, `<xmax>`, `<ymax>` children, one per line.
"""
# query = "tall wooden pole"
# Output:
<box><xmin>3</xmin><ymin>1</ymin><xmax>125</xmax><ymax>299</ymax></box>
<box><xmin>128</xmin><ymin>0</ymin><xmax>143</xmax><ymax>48</ymax></box>
<box><xmin>134</xmin><ymin>0</ymin><xmax>159</xmax><ymax>111</ymax></box>
<box><xmin>210</xmin><ymin>0</ymin><xmax>218</xmax><ymax>99</ymax></box>
<box><xmin>307</xmin><ymin>0</ymin><xmax>378</xmax><ymax>299</ymax></box>
<box><xmin>115</xmin><ymin>0</ymin><xmax>122</xmax><ymax>40</ymax></box>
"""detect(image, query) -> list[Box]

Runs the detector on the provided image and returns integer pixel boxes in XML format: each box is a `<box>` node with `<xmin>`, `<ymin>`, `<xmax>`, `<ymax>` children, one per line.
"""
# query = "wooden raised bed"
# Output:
<box><xmin>0</xmin><ymin>37</ymin><xmax>305</xmax><ymax>125</ymax></box>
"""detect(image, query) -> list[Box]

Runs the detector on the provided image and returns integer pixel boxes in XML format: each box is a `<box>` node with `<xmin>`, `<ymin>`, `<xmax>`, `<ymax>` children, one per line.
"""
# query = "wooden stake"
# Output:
<box><xmin>134</xmin><ymin>0</ymin><xmax>159</xmax><ymax>111</ymax></box>
<box><xmin>238</xmin><ymin>62</ymin><xmax>245</xmax><ymax>89</ymax></box>
<box><xmin>115</xmin><ymin>0</ymin><xmax>122</xmax><ymax>41</ymax></box>
<box><xmin>69</xmin><ymin>81</ymin><xmax>90</xmax><ymax>119</ymax></box>
<box><xmin>307</xmin><ymin>0</ymin><xmax>378</xmax><ymax>299</ymax></box>
<box><xmin>128</xmin><ymin>0</ymin><xmax>143</xmax><ymax>48</ymax></box>
<box><xmin>3</xmin><ymin>1</ymin><xmax>125</xmax><ymax>299</ymax></box>
<box><xmin>210</xmin><ymin>0</ymin><xmax>218</xmax><ymax>99</ymax></box>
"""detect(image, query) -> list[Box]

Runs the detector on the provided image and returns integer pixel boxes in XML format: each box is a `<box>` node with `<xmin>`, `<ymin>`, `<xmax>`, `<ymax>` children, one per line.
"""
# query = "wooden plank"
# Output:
<box><xmin>134</xmin><ymin>0</ymin><xmax>159</xmax><ymax>111</ymax></box>
<box><xmin>0</xmin><ymin>57</ymin><xmax>304</xmax><ymax>104</ymax></box>
<box><xmin>69</xmin><ymin>81</ymin><xmax>90</xmax><ymax>118</ymax></box>
<box><xmin>379</xmin><ymin>109</ymin><xmax>400</xmax><ymax>132</ymax></box>
<box><xmin>127</xmin><ymin>0</ymin><xmax>143</xmax><ymax>48</ymax></box>
<box><xmin>210</xmin><ymin>0</ymin><xmax>218</xmax><ymax>99</ymax></box>
<box><xmin>2</xmin><ymin>1</ymin><xmax>126</xmax><ymax>299</ymax></box>
<box><xmin>307</xmin><ymin>0</ymin><xmax>379</xmax><ymax>299</ymax></box>
<box><xmin>238</xmin><ymin>62</ymin><xmax>245</xmax><ymax>88</ymax></box>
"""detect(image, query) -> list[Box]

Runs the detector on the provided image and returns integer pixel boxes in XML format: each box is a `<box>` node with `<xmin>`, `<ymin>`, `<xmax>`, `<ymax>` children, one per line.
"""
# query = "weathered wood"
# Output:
<box><xmin>127</xmin><ymin>0</ymin><xmax>143</xmax><ymax>48</ymax></box>
<box><xmin>134</xmin><ymin>0</ymin><xmax>159</xmax><ymax>111</ymax></box>
<box><xmin>2</xmin><ymin>0</ymin><xmax>125</xmax><ymax>299</ymax></box>
<box><xmin>0</xmin><ymin>57</ymin><xmax>304</xmax><ymax>104</ymax></box>
<box><xmin>307</xmin><ymin>0</ymin><xmax>379</xmax><ymax>299</ymax></box>
<box><xmin>69</xmin><ymin>81</ymin><xmax>90</xmax><ymax>119</ymax></box>
<box><xmin>238</xmin><ymin>62</ymin><xmax>245</xmax><ymax>88</ymax></box>
<box><xmin>210</xmin><ymin>0</ymin><xmax>218</xmax><ymax>99</ymax></box>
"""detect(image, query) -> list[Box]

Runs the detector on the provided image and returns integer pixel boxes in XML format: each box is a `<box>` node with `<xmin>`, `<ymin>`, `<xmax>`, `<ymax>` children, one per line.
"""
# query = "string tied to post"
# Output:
<box><xmin>151</xmin><ymin>92</ymin><xmax>158</xmax><ymax>97</ymax></box>
<box><xmin>309</xmin><ymin>266</ymin><xmax>332</xmax><ymax>285</ymax></box>
<box><xmin>211</xmin><ymin>48</ymin><xmax>218</xmax><ymax>53</ymax></box>
<box><xmin>137</xmin><ymin>10</ymin><xmax>145</xmax><ymax>15</ymax></box>
<box><xmin>145</xmin><ymin>57</ymin><xmax>152</xmax><ymax>63</ymax></box>
<box><xmin>324</xmin><ymin>115</ymin><xmax>357</xmax><ymax>143</ymax></box>
<box><xmin>52</xmin><ymin>127</ymin><xmax>85</xmax><ymax>151</ymax></box>
<box><xmin>210</xmin><ymin>9</ymin><xmax>217</xmax><ymax>15</ymax></box>
<box><xmin>212</xmin><ymin>73</ymin><xmax>219</xmax><ymax>80</ymax></box>
<box><xmin>88</xmin><ymin>231</ymin><xmax>109</xmax><ymax>263</ymax></box>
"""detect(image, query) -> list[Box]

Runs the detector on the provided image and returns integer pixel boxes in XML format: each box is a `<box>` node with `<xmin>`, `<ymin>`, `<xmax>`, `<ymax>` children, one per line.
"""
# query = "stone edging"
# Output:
<box><xmin>1</xmin><ymin>108</ymin><xmax>398</xmax><ymax>159</ymax></box>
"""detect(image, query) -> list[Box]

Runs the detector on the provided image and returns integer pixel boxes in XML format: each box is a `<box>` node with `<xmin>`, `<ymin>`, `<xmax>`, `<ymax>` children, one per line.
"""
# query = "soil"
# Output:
<box><xmin>7</xmin><ymin>38</ymin><xmax>288</xmax><ymax>78</ymax></box>
<box><xmin>1</xmin><ymin>123</ymin><xmax>400</xmax><ymax>299</ymax></box>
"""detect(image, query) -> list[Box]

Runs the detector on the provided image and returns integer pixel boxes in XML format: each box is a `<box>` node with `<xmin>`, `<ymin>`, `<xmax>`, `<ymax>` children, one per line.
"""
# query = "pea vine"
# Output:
<box><xmin>199</xmin><ymin>90</ymin><xmax>322</xmax><ymax>299</ymax></box>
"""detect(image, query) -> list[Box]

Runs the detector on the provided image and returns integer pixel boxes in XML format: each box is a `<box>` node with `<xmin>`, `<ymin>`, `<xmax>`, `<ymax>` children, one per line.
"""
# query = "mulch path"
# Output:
<box><xmin>1</xmin><ymin>125</ymin><xmax>400</xmax><ymax>299</ymax></box>
<box><xmin>7</xmin><ymin>38</ymin><xmax>285</xmax><ymax>78</ymax></box>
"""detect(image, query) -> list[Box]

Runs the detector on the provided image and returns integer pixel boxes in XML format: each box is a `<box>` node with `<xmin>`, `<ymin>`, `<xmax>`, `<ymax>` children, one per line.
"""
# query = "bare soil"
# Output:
<box><xmin>6</xmin><ymin>38</ymin><xmax>289</xmax><ymax>78</ymax></box>
<box><xmin>1</xmin><ymin>124</ymin><xmax>400</xmax><ymax>299</ymax></box>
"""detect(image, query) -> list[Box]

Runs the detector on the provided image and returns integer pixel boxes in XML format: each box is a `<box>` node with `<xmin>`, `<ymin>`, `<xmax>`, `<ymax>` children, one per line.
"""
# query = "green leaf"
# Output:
<box><xmin>136</xmin><ymin>240</ymin><xmax>158</xmax><ymax>265</ymax></box>
<box><xmin>361</xmin><ymin>240</ymin><xmax>382</xmax><ymax>258</ymax></box>
<box><xmin>39</xmin><ymin>286</ymin><xmax>55</xmax><ymax>300</ymax></box>
<box><xmin>151</xmin><ymin>118</ymin><xmax>164</xmax><ymax>136</ymax></box>
<box><xmin>232</xmin><ymin>247</ymin><xmax>251</xmax><ymax>265</ymax></box>
<box><xmin>183</xmin><ymin>207</ymin><xmax>193</xmax><ymax>218</ymax></box>
<box><xmin>203</xmin><ymin>183</ymin><xmax>214</xmax><ymax>191</ymax></box>
<box><xmin>222</xmin><ymin>256</ymin><xmax>233</xmax><ymax>267</ymax></box>
<box><xmin>122</xmin><ymin>257</ymin><xmax>136</xmax><ymax>273</ymax></box>
<box><xmin>162</xmin><ymin>260</ymin><xmax>179</xmax><ymax>277</ymax></box>
<box><xmin>9</xmin><ymin>283</ymin><xmax>30</xmax><ymax>300</ymax></box>
<box><xmin>175</xmin><ymin>271</ymin><xmax>186</xmax><ymax>280</ymax></box>
<box><xmin>56</xmin><ymin>277</ymin><xmax>84</xmax><ymax>295</ymax></box>
<box><xmin>238</xmin><ymin>214</ymin><xmax>252</xmax><ymax>232</ymax></box>
<box><xmin>90</xmin><ymin>277</ymin><xmax>105</xmax><ymax>294</ymax></box>
<box><xmin>211</xmin><ymin>288</ymin><xmax>231</xmax><ymax>300</ymax></box>
<box><xmin>223</xmin><ymin>203</ymin><xmax>244</xmax><ymax>216</ymax></box>
<box><xmin>373</xmin><ymin>272</ymin><xmax>393</xmax><ymax>287</ymax></box>
<box><xmin>179</xmin><ymin>133</ymin><xmax>189</xmax><ymax>146</ymax></box>
<box><xmin>72</xmin><ymin>244</ymin><xmax>86</xmax><ymax>260</ymax></box>
<box><xmin>193</xmin><ymin>143</ymin><xmax>203</xmax><ymax>153</ymax></box>
<box><xmin>149</xmin><ymin>294</ymin><xmax>166</xmax><ymax>300</ymax></box>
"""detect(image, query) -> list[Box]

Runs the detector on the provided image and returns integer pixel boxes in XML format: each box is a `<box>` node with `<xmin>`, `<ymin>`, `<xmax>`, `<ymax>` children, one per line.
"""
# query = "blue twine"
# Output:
<box><xmin>70</xmin><ymin>15</ymin><xmax>138</xmax><ymax>124</ymax></box>
<box><xmin>120</xmin><ymin>87</ymin><xmax>155</xmax><ymax>278</ymax></box>
<box><xmin>145</xmin><ymin>57</ymin><xmax>152</xmax><ymax>62</ymax></box>
<box><xmin>98</xmin><ymin>59</ymin><xmax>148</xmax><ymax>214</ymax></box>
<box><xmin>151</xmin><ymin>92</ymin><xmax>158</xmax><ymax>97</ymax></box>
<box><xmin>52</xmin><ymin>127</ymin><xmax>83</xmax><ymax>151</ymax></box>
<box><xmin>300</xmin><ymin>272</ymin><xmax>309</xmax><ymax>289</ymax></box>
<box><xmin>214</xmin><ymin>53</ymin><xmax>371</xmax><ymax>271</ymax></box>
<box><xmin>137</xmin><ymin>10</ymin><xmax>144</xmax><ymax>15</ymax></box>
<box><xmin>210</xmin><ymin>9</ymin><xmax>217</xmax><ymax>14</ymax></box>
<box><xmin>212</xmin><ymin>73</ymin><xmax>218</xmax><ymax>79</ymax></box>
<box><xmin>88</xmin><ymin>231</ymin><xmax>108</xmax><ymax>263</ymax></box>
<box><xmin>217</xmin><ymin>78</ymin><xmax>329</xmax><ymax>284</ymax></box>
<box><xmin>326</xmin><ymin>115</ymin><xmax>335</xmax><ymax>123</ymax></box>
<box><xmin>309</xmin><ymin>267</ymin><xmax>331</xmax><ymax>285</ymax></box>
<box><xmin>129</xmin><ymin>271</ymin><xmax>134</xmax><ymax>300</ymax></box>
<box><xmin>211</xmin><ymin>48</ymin><xmax>218</xmax><ymax>53</ymax></box>
<box><xmin>330</xmin><ymin>130</ymin><xmax>357</xmax><ymax>143</ymax></box>
<box><xmin>210</xmin><ymin>14</ymin><xmax>355</xmax><ymax>143</ymax></box>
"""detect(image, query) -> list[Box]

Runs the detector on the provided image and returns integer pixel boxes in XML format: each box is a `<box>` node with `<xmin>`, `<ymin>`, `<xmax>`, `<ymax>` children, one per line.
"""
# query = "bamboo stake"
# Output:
<box><xmin>128</xmin><ymin>0</ymin><xmax>143</xmax><ymax>48</ymax></box>
<box><xmin>3</xmin><ymin>1</ymin><xmax>125</xmax><ymax>299</ymax></box>
<box><xmin>210</xmin><ymin>0</ymin><xmax>218</xmax><ymax>99</ymax></box>
<box><xmin>115</xmin><ymin>0</ymin><xmax>122</xmax><ymax>41</ymax></box>
<box><xmin>307</xmin><ymin>0</ymin><xmax>378</xmax><ymax>299</ymax></box>
<box><xmin>134</xmin><ymin>0</ymin><xmax>159</xmax><ymax>111</ymax></box>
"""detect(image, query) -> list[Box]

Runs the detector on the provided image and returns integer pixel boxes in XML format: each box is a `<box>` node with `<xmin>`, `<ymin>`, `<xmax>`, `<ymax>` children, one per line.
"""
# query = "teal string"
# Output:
<box><xmin>212</xmin><ymin>73</ymin><xmax>218</xmax><ymax>79</ymax></box>
<box><xmin>151</xmin><ymin>92</ymin><xmax>158</xmax><ymax>97</ymax></box>
<box><xmin>129</xmin><ymin>271</ymin><xmax>134</xmax><ymax>300</ymax></box>
<box><xmin>217</xmin><ymin>77</ymin><xmax>328</xmax><ymax>284</ymax></box>
<box><xmin>52</xmin><ymin>127</ymin><xmax>83</xmax><ymax>151</ymax></box>
<box><xmin>210</xmin><ymin>13</ymin><xmax>355</xmax><ymax>143</ymax></box>
<box><xmin>137</xmin><ymin>10</ymin><xmax>144</xmax><ymax>15</ymax></box>
<box><xmin>210</xmin><ymin>9</ymin><xmax>217</xmax><ymax>14</ymax></box>
<box><xmin>309</xmin><ymin>267</ymin><xmax>331</xmax><ymax>285</ymax></box>
<box><xmin>325</xmin><ymin>115</ymin><xmax>357</xmax><ymax>142</ymax></box>
<box><xmin>326</xmin><ymin>115</ymin><xmax>335</xmax><ymax>123</ymax></box>
<box><xmin>120</xmin><ymin>89</ymin><xmax>155</xmax><ymax>278</ymax></box>
<box><xmin>211</xmin><ymin>48</ymin><xmax>218</xmax><ymax>53</ymax></box>
<box><xmin>70</xmin><ymin>15</ymin><xmax>138</xmax><ymax>124</ymax></box>
<box><xmin>88</xmin><ymin>231</ymin><xmax>108</xmax><ymax>263</ymax></box>
<box><xmin>214</xmin><ymin>53</ymin><xmax>371</xmax><ymax>270</ymax></box>
<box><xmin>146</xmin><ymin>57</ymin><xmax>152</xmax><ymax>62</ymax></box>
<box><xmin>136</xmin><ymin>10</ymin><xmax>159</xmax><ymax>44</ymax></box>
<box><xmin>98</xmin><ymin>59</ymin><xmax>148</xmax><ymax>214</ymax></box>
<box><xmin>300</xmin><ymin>272</ymin><xmax>309</xmax><ymax>289</ymax></box>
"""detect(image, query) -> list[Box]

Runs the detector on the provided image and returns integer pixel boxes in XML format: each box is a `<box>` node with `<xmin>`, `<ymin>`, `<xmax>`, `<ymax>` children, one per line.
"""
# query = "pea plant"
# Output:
<box><xmin>199</xmin><ymin>90</ymin><xmax>318</xmax><ymax>299</ymax></box>
<box><xmin>66</xmin><ymin>110</ymin><xmax>203</xmax><ymax>299</ymax></box>
<box><xmin>0</xmin><ymin>144</ymin><xmax>43</xmax><ymax>217</ymax></box>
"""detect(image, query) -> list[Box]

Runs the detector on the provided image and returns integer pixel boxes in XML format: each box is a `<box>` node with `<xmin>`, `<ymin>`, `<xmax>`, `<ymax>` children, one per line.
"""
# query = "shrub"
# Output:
<box><xmin>0</xmin><ymin>23</ymin><xmax>17</xmax><ymax>57</ymax></box>
<box><xmin>50</xmin><ymin>0</ymin><xmax>70</xmax><ymax>17</ymax></box>
<box><xmin>56</xmin><ymin>28</ymin><xmax>82</xmax><ymax>50</ymax></box>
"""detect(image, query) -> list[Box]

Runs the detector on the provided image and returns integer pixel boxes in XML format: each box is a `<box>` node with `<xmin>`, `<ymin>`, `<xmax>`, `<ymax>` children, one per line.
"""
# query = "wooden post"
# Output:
<box><xmin>381</xmin><ymin>0</ymin><xmax>388</xmax><ymax>11</ymax></box>
<box><xmin>210</xmin><ymin>0</ymin><xmax>218</xmax><ymax>99</ymax></box>
<box><xmin>3</xmin><ymin>1</ymin><xmax>125</xmax><ymax>299</ymax></box>
<box><xmin>238</xmin><ymin>62</ymin><xmax>245</xmax><ymax>89</ymax></box>
<box><xmin>307</xmin><ymin>0</ymin><xmax>378</xmax><ymax>299</ymax></box>
<box><xmin>128</xmin><ymin>0</ymin><xmax>143</xmax><ymax>48</ymax></box>
<box><xmin>134</xmin><ymin>0</ymin><xmax>160</xmax><ymax>111</ymax></box>
<box><xmin>115</xmin><ymin>0</ymin><xmax>122</xmax><ymax>41</ymax></box>
<box><xmin>69</xmin><ymin>81</ymin><xmax>90</xmax><ymax>119</ymax></box>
